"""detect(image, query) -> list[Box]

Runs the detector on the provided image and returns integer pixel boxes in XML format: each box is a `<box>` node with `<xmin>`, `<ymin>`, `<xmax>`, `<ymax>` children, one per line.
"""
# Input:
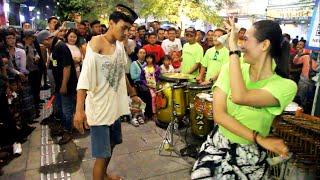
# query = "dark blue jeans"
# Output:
<box><xmin>55</xmin><ymin>93</ymin><xmax>75</xmax><ymax>131</ymax></box>
<box><xmin>61</xmin><ymin>94</ymin><xmax>75</xmax><ymax>131</ymax></box>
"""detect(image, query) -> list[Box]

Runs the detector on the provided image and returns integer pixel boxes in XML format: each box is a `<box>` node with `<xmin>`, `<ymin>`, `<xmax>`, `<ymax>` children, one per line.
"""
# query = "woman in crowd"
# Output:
<box><xmin>65</xmin><ymin>28</ymin><xmax>83</xmax><ymax>78</ymax></box>
<box><xmin>191</xmin><ymin>18</ymin><xmax>297</xmax><ymax>179</ymax></box>
<box><xmin>130</xmin><ymin>48</ymin><xmax>153</xmax><ymax>124</ymax></box>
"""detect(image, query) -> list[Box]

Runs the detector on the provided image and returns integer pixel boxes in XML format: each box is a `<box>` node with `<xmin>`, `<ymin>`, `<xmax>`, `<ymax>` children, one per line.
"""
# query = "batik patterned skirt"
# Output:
<box><xmin>191</xmin><ymin>126</ymin><xmax>269</xmax><ymax>180</ymax></box>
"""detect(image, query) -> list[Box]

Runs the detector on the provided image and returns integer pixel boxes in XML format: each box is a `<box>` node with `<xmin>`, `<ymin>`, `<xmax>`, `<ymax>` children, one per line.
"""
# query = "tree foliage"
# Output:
<box><xmin>52</xmin><ymin>0</ymin><xmax>235</xmax><ymax>25</ymax></box>
<box><xmin>56</xmin><ymin>0</ymin><xmax>130</xmax><ymax>21</ymax></box>
<box><xmin>138</xmin><ymin>0</ymin><xmax>235</xmax><ymax>26</ymax></box>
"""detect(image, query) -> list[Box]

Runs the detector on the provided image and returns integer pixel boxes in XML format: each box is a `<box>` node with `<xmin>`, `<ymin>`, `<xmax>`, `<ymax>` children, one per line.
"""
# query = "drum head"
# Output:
<box><xmin>173</xmin><ymin>82</ymin><xmax>187</xmax><ymax>89</ymax></box>
<box><xmin>160</xmin><ymin>73</ymin><xmax>192</xmax><ymax>83</ymax></box>
<box><xmin>187</xmin><ymin>82</ymin><xmax>212</xmax><ymax>90</ymax></box>
<box><xmin>196</xmin><ymin>93</ymin><xmax>211</xmax><ymax>99</ymax></box>
<box><xmin>159</xmin><ymin>74</ymin><xmax>183</xmax><ymax>83</ymax></box>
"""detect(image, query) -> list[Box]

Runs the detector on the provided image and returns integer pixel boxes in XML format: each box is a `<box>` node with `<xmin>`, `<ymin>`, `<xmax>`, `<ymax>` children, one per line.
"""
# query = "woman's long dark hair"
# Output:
<box><xmin>253</xmin><ymin>20</ymin><xmax>289</xmax><ymax>78</ymax></box>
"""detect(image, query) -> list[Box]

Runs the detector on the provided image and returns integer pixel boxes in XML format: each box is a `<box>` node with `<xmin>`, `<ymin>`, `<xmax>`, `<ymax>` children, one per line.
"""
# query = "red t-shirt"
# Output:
<box><xmin>143</xmin><ymin>44</ymin><xmax>165</xmax><ymax>63</ymax></box>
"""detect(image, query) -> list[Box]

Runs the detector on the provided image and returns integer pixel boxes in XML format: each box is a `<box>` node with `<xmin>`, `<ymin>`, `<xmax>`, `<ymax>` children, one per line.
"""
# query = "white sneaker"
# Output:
<box><xmin>13</xmin><ymin>142</ymin><xmax>22</xmax><ymax>155</ymax></box>
<box><xmin>130</xmin><ymin>118</ymin><xmax>139</xmax><ymax>127</ymax></box>
<box><xmin>137</xmin><ymin>116</ymin><xmax>145</xmax><ymax>124</ymax></box>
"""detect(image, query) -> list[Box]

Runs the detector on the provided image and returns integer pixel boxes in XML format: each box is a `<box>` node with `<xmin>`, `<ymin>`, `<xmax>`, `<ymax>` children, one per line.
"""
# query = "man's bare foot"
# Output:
<box><xmin>105</xmin><ymin>173</ymin><xmax>123</xmax><ymax>180</ymax></box>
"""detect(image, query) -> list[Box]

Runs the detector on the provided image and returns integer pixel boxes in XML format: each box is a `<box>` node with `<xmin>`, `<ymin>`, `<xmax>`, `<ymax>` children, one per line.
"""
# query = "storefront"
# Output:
<box><xmin>266</xmin><ymin>0</ymin><xmax>316</xmax><ymax>38</ymax></box>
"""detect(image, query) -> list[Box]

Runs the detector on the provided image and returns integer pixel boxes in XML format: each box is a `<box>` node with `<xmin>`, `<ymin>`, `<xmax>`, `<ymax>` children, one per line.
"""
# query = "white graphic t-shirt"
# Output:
<box><xmin>77</xmin><ymin>41</ymin><xmax>130</xmax><ymax>126</ymax></box>
<box><xmin>161</xmin><ymin>38</ymin><xmax>182</xmax><ymax>55</ymax></box>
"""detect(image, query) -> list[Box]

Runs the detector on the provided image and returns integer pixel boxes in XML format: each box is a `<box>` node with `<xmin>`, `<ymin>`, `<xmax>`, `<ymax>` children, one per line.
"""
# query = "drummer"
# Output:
<box><xmin>180</xmin><ymin>27</ymin><xmax>204</xmax><ymax>81</ymax></box>
<box><xmin>196</xmin><ymin>28</ymin><xmax>229</xmax><ymax>85</ymax></box>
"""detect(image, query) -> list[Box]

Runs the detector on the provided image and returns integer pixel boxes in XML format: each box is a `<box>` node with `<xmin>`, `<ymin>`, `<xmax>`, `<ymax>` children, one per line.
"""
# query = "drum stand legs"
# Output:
<box><xmin>159</xmin><ymin>100</ymin><xmax>181</xmax><ymax>157</ymax></box>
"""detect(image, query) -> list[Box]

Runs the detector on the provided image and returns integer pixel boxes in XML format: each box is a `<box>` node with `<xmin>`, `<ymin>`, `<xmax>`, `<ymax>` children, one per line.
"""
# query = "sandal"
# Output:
<box><xmin>130</xmin><ymin>118</ymin><xmax>139</xmax><ymax>127</ymax></box>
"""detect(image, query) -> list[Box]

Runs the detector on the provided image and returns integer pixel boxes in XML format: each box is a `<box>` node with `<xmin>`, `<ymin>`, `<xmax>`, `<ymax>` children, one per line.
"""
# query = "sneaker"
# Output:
<box><xmin>137</xmin><ymin>116</ymin><xmax>144</xmax><ymax>124</ymax></box>
<box><xmin>13</xmin><ymin>142</ymin><xmax>22</xmax><ymax>156</ymax></box>
<box><xmin>130</xmin><ymin>118</ymin><xmax>139</xmax><ymax>127</ymax></box>
<box><xmin>41</xmin><ymin>84</ymin><xmax>51</xmax><ymax>90</ymax></box>
<box><xmin>58</xmin><ymin>132</ymin><xmax>72</xmax><ymax>145</ymax></box>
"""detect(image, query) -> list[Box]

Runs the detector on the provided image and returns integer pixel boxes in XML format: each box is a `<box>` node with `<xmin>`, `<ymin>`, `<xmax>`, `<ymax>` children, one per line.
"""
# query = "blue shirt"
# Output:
<box><xmin>130</xmin><ymin>60</ymin><xmax>145</xmax><ymax>83</ymax></box>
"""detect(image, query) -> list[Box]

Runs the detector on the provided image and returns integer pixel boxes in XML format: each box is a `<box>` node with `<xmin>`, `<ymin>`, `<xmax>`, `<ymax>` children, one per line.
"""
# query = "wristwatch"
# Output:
<box><xmin>229</xmin><ymin>50</ymin><xmax>241</xmax><ymax>57</ymax></box>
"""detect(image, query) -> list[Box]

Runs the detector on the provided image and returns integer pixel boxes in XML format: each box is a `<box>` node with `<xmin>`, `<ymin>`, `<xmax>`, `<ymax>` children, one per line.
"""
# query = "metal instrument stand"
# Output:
<box><xmin>158</xmin><ymin>83</ymin><xmax>182</xmax><ymax>157</ymax></box>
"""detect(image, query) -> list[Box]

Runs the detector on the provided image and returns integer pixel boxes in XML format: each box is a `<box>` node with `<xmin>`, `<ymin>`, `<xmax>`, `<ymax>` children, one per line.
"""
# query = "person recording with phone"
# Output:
<box><xmin>191</xmin><ymin>17</ymin><xmax>297</xmax><ymax>179</ymax></box>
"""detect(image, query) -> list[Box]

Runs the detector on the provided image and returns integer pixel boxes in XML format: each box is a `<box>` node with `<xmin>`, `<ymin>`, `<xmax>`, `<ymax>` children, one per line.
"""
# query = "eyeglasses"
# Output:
<box><xmin>212</xmin><ymin>51</ymin><xmax>219</xmax><ymax>61</ymax></box>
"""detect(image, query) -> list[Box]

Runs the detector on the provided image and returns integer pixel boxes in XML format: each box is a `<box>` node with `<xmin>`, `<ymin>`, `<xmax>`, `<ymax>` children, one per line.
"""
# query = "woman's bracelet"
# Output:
<box><xmin>253</xmin><ymin>130</ymin><xmax>259</xmax><ymax>144</ymax></box>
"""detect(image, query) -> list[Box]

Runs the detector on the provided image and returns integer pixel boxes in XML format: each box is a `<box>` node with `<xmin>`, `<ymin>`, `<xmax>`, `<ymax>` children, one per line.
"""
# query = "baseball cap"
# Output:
<box><xmin>36</xmin><ymin>30</ymin><xmax>54</xmax><ymax>43</ymax></box>
<box><xmin>185</xmin><ymin>27</ymin><xmax>196</xmax><ymax>34</ymax></box>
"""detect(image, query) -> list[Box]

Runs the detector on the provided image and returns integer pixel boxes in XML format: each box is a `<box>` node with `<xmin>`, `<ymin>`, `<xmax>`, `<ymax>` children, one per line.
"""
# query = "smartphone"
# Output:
<box><xmin>234</xmin><ymin>17</ymin><xmax>238</xmax><ymax>23</ymax></box>
<box><xmin>65</xmin><ymin>21</ymin><xmax>76</xmax><ymax>29</ymax></box>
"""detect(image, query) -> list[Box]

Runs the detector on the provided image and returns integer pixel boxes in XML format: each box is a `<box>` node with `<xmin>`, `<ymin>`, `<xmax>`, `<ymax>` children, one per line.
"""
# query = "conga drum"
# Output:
<box><xmin>156</xmin><ymin>74</ymin><xmax>187</xmax><ymax>124</ymax></box>
<box><xmin>187</xmin><ymin>83</ymin><xmax>214</xmax><ymax>137</ymax></box>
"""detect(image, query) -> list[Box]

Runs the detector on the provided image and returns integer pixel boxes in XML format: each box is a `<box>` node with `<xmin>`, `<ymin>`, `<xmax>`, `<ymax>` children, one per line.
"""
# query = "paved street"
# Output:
<box><xmin>1</xmin><ymin>90</ymin><xmax>196</xmax><ymax>180</ymax></box>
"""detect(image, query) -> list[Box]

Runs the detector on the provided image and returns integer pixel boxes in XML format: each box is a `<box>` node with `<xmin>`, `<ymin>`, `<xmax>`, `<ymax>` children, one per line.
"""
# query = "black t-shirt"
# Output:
<box><xmin>51</xmin><ymin>40</ymin><xmax>78</xmax><ymax>95</ymax></box>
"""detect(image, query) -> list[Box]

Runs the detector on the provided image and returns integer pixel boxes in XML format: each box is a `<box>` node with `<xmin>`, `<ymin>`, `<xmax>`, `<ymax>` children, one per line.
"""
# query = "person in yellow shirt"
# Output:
<box><xmin>181</xmin><ymin>27</ymin><xmax>204</xmax><ymax>80</ymax></box>
<box><xmin>191</xmin><ymin>18</ymin><xmax>297</xmax><ymax>179</ymax></box>
<box><xmin>196</xmin><ymin>28</ymin><xmax>228</xmax><ymax>84</ymax></box>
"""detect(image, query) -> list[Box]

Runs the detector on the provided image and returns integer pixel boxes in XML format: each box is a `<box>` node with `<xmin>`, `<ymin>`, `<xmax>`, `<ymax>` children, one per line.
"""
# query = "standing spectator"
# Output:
<box><xmin>156</xmin><ymin>28</ymin><xmax>166</xmax><ymax>45</ymax></box>
<box><xmin>56</xmin><ymin>28</ymin><xmax>67</xmax><ymax>41</ymax></box>
<box><xmin>4</xmin><ymin>30</ymin><xmax>28</xmax><ymax>78</ymax></box>
<box><xmin>293</xmin><ymin>40</ymin><xmax>318</xmax><ymax>113</ymax></box>
<box><xmin>101</xmin><ymin>24</ymin><xmax>107</xmax><ymax>34</ymax></box>
<box><xmin>130</xmin><ymin>48</ymin><xmax>153</xmax><ymax>121</ymax></box>
<box><xmin>37</xmin><ymin>30</ymin><xmax>77</xmax><ymax>144</ymax></box>
<box><xmin>202</xmin><ymin>30</ymin><xmax>214</xmax><ymax>53</ymax></box>
<box><xmin>137</xmin><ymin>25</ymin><xmax>147</xmax><ymax>46</ymax></box>
<box><xmin>77</xmin><ymin>21</ymin><xmax>88</xmax><ymax>45</ymax></box>
<box><xmin>23</xmin><ymin>30</ymin><xmax>41</xmax><ymax>116</ymax></box>
<box><xmin>76</xmin><ymin>21</ymin><xmax>88</xmax><ymax>57</ymax></box>
<box><xmin>153</xmin><ymin>21</ymin><xmax>161</xmax><ymax>33</ymax></box>
<box><xmin>87</xmin><ymin>20</ymin><xmax>102</xmax><ymax>41</ymax></box>
<box><xmin>237</xmin><ymin>28</ymin><xmax>246</xmax><ymax>47</ymax></box>
<box><xmin>130</xmin><ymin>48</ymin><xmax>146</xmax><ymax>83</ymax></box>
<box><xmin>47</xmin><ymin>16</ymin><xmax>60</xmax><ymax>34</ymax></box>
<box><xmin>129</xmin><ymin>26</ymin><xmax>137</xmax><ymax>40</ymax></box>
<box><xmin>143</xmin><ymin>33</ymin><xmax>165</xmax><ymax>65</ymax></box>
<box><xmin>161</xmin><ymin>27</ymin><xmax>182</xmax><ymax>55</ymax></box>
<box><xmin>22</xmin><ymin>22</ymin><xmax>32</xmax><ymax>31</ymax></box>
<box><xmin>180</xmin><ymin>27</ymin><xmax>203</xmax><ymax>80</ymax></box>
<box><xmin>91</xmin><ymin>20</ymin><xmax>102</xmax><ymax>36</ymax></box>
<box><xmin>65</xmin><ymin>29</ymin><xmax>83</xmax><ymax>78</ymax></box>
<box><xmin>195</xmin><ymin>30</ymin><xmax>205</xmax><ymax>44</ymax></box>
